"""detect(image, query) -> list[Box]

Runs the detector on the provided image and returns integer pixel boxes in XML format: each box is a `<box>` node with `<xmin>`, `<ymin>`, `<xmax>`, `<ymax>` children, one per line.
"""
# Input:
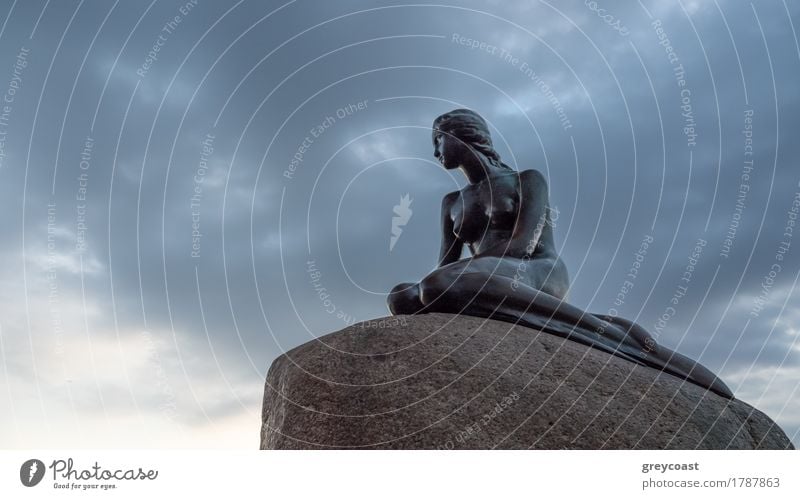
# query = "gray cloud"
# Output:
<box><xmin>0</xmin><ymin>0</ymin><xmax>798</xmax><ymax>448</ymax></box>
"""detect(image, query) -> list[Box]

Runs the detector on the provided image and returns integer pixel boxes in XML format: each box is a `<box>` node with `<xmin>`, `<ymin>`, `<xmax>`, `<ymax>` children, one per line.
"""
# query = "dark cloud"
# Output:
<box><xmin>0</xmin><ymin>0</ymin><xmax>797</xmax><ymax>447</ymax></box>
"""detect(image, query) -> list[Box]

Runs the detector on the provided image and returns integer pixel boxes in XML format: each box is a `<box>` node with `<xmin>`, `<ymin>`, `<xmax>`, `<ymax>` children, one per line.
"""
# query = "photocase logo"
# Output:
<box><xmin>20</xmin><ymin>459</ymin><xmax>45</xmax><ymax>487</ymax></box>
<box><xmin>390</xmin><ymin>193</ymin><xmax>413</xmax><ymax>251</ymax></box>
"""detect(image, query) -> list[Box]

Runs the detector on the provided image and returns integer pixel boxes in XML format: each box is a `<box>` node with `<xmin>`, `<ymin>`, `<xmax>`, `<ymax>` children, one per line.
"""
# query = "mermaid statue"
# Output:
<box><xmin>387</xmin><ymin>108</ymin><xmax>732</xmax><ymax>398</ymax></box>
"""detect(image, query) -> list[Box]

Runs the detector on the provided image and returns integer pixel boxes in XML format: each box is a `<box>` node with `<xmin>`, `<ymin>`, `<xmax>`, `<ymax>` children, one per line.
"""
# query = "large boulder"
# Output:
<box><xmin>260</xmin><ymin>313</ymin><xmax>794</xmax><ymax>449</ymax></box>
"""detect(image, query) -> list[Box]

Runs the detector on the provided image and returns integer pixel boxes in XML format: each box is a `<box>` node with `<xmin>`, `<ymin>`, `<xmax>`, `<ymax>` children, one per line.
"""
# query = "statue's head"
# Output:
<box><xmin>432</xmin><ymin>108</ymin><xmax>510</xmax><ymax>171</ymax></box>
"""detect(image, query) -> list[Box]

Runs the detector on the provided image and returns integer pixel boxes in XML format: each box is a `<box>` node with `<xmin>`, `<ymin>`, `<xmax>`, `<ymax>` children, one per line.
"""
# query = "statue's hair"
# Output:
<box><xmin>432</xmin><ymin>108</ymin><xmax>513</xmax><ymax>170</ymax></box>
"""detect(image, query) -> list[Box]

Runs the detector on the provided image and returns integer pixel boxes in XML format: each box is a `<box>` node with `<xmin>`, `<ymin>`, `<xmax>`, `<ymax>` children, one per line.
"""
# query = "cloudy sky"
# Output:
<box><xmin>0</xmin><ymin>0</ymin><xmax>798</xmax><ymax>448</ymax></box>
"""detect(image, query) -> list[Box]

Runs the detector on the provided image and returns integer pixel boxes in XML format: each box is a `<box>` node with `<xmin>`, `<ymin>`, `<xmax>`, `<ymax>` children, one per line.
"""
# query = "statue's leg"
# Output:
<box><xmin>592</xmin><ymin>314</ymin><xmax>658</xmax><ymax>353</ymax></box>
<box><xmin>524</xmin><ymin>255</ymin><xmax>570</xmax><ymax>300</ymax></box>
<box><xmin>416</xmin><ymin>260</ymin><xmax>633</xmax><ymax>349</ymax></box>
<box><xmin>414</xmin><ymin>261</ymin><xmax>733</xmax><ymax>398</ymax></box>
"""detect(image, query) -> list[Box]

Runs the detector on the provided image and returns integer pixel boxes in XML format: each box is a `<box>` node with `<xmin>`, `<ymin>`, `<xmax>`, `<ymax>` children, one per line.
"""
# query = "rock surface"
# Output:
<box><xmin>261</xmin><ymin>314</ymin><xmax>794</xmax><ymax>449</ymax></box>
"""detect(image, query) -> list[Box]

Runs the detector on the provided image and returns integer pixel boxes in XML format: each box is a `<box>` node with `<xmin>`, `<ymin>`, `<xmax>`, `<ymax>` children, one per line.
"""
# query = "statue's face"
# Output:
<box><xmin>433</xmin><ymin>130</ymin><xmax>469</xmax><ymax>170</ymax></box>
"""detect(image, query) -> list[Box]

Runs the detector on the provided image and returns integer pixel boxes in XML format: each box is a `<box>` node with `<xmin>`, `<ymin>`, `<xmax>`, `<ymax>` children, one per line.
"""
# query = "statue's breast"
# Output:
<box><xmin>451</xmin><ymin>183</ymin><xmax>519</xmax><ymax>244</ymax></box>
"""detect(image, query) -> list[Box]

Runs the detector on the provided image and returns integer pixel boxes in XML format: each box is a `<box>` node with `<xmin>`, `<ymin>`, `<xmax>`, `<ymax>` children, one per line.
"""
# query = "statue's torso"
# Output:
<box><xmin>448</xmin><ymin>171</ymin><xmax>556</xmax><ymax>258</ymax></box>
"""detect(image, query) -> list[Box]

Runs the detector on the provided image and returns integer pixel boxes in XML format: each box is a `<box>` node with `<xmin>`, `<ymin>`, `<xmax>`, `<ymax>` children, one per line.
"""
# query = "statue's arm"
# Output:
<box><xmin>483</xmin><ymin>169</ymin><xmax>549</xmax><ymax>258</ymax></box>
<box><xmin>438</xmin><ymin>191</ymin><xmax>463</xmax><ymax>267</ymax></box>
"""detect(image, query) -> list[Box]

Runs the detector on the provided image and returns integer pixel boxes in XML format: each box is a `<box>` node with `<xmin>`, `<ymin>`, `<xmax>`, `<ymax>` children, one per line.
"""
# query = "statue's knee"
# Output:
<box><xmin>536</xmin><ymin>258</ymin><xmax>569</xmax><ymax>300</ymax></box>
<box><xmin>419</xmin><ymin>273</ymin><xmax>450</xmax><ymax>305</ymax></box>
<box><xmin>387</xmin><ymin>282</ymin><xmax>422</xmax><ymax>315</ymax></box>
<box><xmin>389</xmin><ymin>282</ymin><xmax>417</xmax><ymax>297</ymax></box>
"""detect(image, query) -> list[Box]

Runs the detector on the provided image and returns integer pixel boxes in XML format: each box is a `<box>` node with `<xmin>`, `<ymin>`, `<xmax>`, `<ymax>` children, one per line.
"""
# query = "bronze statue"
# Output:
<box><xmin>387</xmin><ymin>108</ymin><xmax>732</xmax><ymax>398</ymax></box>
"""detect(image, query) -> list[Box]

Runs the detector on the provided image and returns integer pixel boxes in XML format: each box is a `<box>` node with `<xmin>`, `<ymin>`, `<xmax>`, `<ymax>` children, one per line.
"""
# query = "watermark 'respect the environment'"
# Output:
<box><xmin>450</xmin><ymin>34</ymin><xmax>572</xmax><ymax>131</ymax></box>
<box><xmin>137</xmin><ymin>0</ymin><xmax>198</xmax><ymax>79</ymax></box>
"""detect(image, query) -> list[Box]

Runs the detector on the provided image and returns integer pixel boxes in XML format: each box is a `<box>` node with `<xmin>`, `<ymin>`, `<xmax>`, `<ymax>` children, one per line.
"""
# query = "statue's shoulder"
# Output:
<box><xmin>442</xmin><ymin>189</ymin><xmax>460</xmax><ymax>208</ymax></box>
<box><xmin>519</xmin><ymin>168</ymin><xmax>546</xmax><ymax>183</ymax></box>
<box><xmin>518</xmin><ymin>169</ymin><xmax>548</xmax><ymax>192</ymax></box>
<box><xmin>442</xmin><ymin>191</ymin><xmax>461</xmax><ymax>213</ymax></box>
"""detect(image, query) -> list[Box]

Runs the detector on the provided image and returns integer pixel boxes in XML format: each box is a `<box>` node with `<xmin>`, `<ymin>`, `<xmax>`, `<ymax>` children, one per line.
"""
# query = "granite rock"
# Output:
<box><xmin>261</xmin><ymin>313</ymin><xmax>794</xmax><ymax>449</ymax></box>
